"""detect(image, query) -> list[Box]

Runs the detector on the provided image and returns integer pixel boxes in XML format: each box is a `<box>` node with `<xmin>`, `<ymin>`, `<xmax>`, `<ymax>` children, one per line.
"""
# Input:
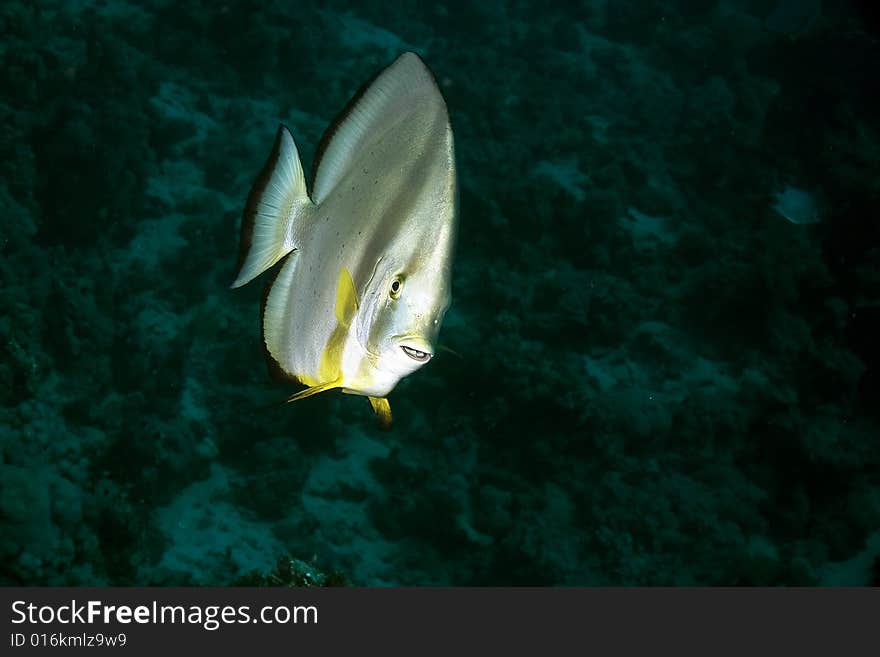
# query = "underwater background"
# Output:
<box><xmin>1</xmin><ymin>0</ymin><xmax>879</xmax><ymax>586</ymax></box>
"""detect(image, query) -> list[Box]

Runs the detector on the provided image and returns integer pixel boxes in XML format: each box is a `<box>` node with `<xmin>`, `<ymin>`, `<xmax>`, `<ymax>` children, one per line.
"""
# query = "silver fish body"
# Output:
<box><xmin>231</xmin><ymin>52</ymin><xmax>457</xmax><ymax>427</ymax></box>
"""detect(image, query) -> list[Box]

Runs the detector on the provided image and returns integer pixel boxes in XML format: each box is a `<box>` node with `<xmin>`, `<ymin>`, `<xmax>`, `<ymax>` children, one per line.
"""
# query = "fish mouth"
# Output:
<box><xmin>401</xmin><ymin>345</ymin><xmax>432</xmax><ymax>362</ymax></box>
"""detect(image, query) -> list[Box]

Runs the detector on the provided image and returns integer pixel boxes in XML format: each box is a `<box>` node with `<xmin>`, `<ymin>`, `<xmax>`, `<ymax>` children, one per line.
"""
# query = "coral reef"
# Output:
<box><xmin>1</xmin><ymin>0</ymin><xmax>878</xmax><ymax>585</ymax></box>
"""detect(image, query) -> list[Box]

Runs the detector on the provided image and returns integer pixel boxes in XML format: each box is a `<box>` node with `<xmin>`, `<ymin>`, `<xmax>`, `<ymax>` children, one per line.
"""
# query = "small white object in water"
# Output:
<box><xmin>772</xmin><ymin>185</ymin><xmax>821</xmax><ymax>224</ymax></box>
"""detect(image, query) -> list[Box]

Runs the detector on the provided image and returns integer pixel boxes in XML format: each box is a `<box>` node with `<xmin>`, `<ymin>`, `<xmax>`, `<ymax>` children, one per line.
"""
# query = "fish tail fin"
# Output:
<box><xmin>285</xmin><ymin>378</ymin><xmax>341</xmax><ymax>403</ymax></box>
<box><xmin>231</xmin><ymin>124</ymin><xmax>312</xmax><ymax>289</ymax></box>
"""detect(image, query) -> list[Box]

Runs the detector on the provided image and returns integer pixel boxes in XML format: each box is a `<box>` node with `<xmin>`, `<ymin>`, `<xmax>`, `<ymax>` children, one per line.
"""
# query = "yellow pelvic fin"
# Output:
<box><xmin>368</xmin><ymin>396</ymin><xmax>393</xmax><ymax>430</ymax></box>
<box><xmin>286</xmin><ymin>378</ymin><xmax>341</xmax><ymax>403</ymax></box>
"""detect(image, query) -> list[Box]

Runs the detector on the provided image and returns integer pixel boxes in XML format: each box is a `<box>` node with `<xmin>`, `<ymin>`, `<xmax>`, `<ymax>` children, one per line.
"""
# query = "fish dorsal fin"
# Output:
<box><xmin>311</xmin><ymin>52</ymin><xmax>441</xmax><ymax>204</ymax></box>
<box><xmin>368</xmin><ymin>396</ymin><xmax>393</xmax><ymax>430</ymax></box>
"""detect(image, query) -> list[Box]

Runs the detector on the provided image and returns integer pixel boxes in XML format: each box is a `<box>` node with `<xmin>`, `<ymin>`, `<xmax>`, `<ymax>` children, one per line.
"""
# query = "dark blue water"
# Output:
<box><xmin>1</xmin><ymin>0</ymin><xmax>878</xmax><ymax>585</ymax></box>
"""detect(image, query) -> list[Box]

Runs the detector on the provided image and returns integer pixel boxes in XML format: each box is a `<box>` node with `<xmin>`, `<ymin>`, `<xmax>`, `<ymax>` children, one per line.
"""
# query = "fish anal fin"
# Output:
<box><xmin>259</xmin><ymin>252</ymin><xmax>298</xmax><ymax>383</ymax></box>
<box><xmin>264</xmin><ymin>349</ymin><xmax>298</xmax><ymax>384</ymax></box>
<box><xmin>368</xmin><ymin>396</ymin><xmax>393</xmax><ymax>430</ymax></box>
<box><xmin>261</xmin><ymin>252</ymin><xmax>320</xmax><ymax>388</ymax></box>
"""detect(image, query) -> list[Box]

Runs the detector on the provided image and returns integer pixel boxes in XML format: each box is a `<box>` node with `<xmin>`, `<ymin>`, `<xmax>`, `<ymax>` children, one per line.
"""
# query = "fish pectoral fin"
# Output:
<box><xmin>335</xmin><ymin>266</ymin><xmax>359</xmax><ymax>329</ymax></box>
<box><xmin>368</xmin><ymin>396</ymin><xmax>393</xmax><ymax>430</ymax></box>
<box><xmin>285</xmin><ymin>379</ymin><xmax>342</xmax><ymax>403</ymax></box>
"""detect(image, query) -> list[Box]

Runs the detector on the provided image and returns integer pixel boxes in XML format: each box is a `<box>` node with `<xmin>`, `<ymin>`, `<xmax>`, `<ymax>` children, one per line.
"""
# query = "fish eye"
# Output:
<box><xmin>389</xmin><ymin>277</ymin><xmax>403</xmax><ymax>299</ymax></box>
